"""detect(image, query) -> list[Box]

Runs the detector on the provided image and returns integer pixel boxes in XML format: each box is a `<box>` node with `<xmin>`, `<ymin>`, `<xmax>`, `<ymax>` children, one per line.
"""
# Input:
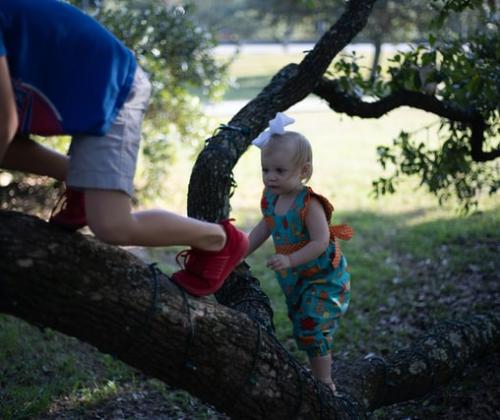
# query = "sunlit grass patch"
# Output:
<box><xmin>219</xmin><ymin>47</ymin><xmax>406</xmax><ymax>101</ymax></box>
<box><xmin>221</xmin><ymin>51</ymin><xmax>305</xmax><ymax>78</ymax></box>
<box><xmin>75</xmin><ymin>379</ymin><xmax>119</xmax><ymax>405</ymax></box>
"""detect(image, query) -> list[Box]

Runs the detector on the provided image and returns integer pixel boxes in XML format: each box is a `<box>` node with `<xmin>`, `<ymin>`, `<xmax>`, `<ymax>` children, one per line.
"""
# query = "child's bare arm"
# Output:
<box><xmin>267</xmin><ymin>198</ymin><xmax>329</xmax><ymax>270</ymax></box>
<box><xmin>0</xmin><ymin>56</ymin><xmax>18</xmax><ymax>162</ymax></box>
<box><xmin>247</xmin><ymin>218</ymin><xmax>271</xmax><ymax>257</ymax></box>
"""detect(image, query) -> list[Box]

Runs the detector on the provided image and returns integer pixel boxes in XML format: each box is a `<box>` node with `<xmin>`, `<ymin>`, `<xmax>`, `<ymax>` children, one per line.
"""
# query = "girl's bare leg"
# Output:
<box><xmin>0</xmin><ymin>135</ymin><xmax>68</xmax><ymax>181</ymax></box>
<box><xmin>310</xmin><ymin>353</ymin><xmax>336</xmax><ymax>393</ymax></box>
<box><xmin>85</xmin><ymin>189</ymin><xmax>226</xmax><ymax>250</ymax></box>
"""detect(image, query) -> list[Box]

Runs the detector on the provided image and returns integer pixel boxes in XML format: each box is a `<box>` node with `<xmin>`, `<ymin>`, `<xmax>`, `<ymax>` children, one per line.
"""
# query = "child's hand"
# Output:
<box><xmin>267</xmin><ymin>254</ymin><xmax>291</xmax><ymax>271</ymax></box>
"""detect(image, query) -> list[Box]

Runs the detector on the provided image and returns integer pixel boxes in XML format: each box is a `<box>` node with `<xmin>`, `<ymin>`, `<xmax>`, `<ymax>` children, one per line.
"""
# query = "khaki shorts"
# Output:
<box><xmin>66</xmin><ymin>66</ymin><xmax>151</xmax><ymax>196</ymax></box>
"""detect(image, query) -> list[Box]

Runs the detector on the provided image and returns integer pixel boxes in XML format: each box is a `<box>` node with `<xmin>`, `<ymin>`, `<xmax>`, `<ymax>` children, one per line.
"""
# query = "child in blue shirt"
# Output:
<box><xmin>0</xmin><ymin>0</ymin><xmax>248</xmax><ymax>296</ymax></box>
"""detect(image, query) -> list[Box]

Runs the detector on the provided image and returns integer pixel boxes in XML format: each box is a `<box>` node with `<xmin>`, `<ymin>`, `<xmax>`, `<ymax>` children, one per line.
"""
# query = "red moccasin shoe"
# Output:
<box><xmin>171</xmin><ymin>219</ymin><xmax>249</xmax><ymax>296</ymax></box>
<box><xmin>49</xmin><ymin>187</ymin><xmax>87</xmax><ymax>231</ymax></box>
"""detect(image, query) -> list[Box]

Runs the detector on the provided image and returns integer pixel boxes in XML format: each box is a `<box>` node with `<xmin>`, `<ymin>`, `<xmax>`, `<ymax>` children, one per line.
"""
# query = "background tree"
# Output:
<box><xmin>194</xmin><ymin>0</ymin><xmax>432</xmax><ymax>74</ymax></box>
<box><xmin>190</xmin><ymin>0</ymin><xmax>262</xmax><ymax>42</ymax></box>
<box><xmin>359</xmin><ymin>0</ymin><xmax>432</xmax><ymax>82</ymax></box>
<box><xmin>366</xmin><ymin>0</ymin><xmax>499</xmax><ymax>211</ymax></box>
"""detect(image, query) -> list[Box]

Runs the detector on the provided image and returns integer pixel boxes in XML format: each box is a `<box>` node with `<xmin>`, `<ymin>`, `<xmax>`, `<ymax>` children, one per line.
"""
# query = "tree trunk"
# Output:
<box><xmin>369</xmin><ymin>35</ymin><xmax>382</xmax><ymax>83</ymax></box>
<box><xmin>1</xmin><ymin>210</ymin><xmax>500</xmax><ymax>419</ymax></box>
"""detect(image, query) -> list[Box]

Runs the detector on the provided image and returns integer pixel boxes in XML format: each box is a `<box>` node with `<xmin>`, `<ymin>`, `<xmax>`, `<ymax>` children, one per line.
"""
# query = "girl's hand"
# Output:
<box><xmin>267</xmin><ymin>254</ymin><xmax>292</xmax><ymax>271</ymax></box>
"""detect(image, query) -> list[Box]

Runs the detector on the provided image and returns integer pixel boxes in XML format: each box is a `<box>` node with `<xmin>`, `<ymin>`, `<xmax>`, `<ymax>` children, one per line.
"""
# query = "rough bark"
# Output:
<box><xmin>0</xmin><ymin>211</ymin><xmax>352</xmax><ymax>418</ymax></box>
<box><xmin>1</xmin><ymin>211</ymin><xmax>500</xmax><ymax>419</ymax></box>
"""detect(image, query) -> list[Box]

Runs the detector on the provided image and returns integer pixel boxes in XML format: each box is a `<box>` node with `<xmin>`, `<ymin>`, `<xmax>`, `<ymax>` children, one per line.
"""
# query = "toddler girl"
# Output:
<box><xmin>246</xmin><ymin>113</ymin><xmax>353</xmax><ymax>392</ymax></box>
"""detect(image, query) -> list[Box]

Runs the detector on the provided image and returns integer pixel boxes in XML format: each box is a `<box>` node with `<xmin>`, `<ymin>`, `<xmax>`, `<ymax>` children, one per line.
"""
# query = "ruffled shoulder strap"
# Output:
<box><xmin>302</xmin><ymin>187</ymin><xmax>334</xmax><ymax>221</ymax></box>
<box><xmin>302</xmin><ymin>187</ymin><xmax>354</xmax><ymax>268</ymax></box>
<box><xmin>260</xmin><ymin>188</ymin><xmax>276</xmax><ymax>216</ymax></box>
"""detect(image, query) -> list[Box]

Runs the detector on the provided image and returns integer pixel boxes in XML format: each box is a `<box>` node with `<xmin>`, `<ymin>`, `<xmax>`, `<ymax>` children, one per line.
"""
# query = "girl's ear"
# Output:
<box><xmin>301</xmin><ymin>162</ymin><xmax>312</xmax><ymax>180</ymax></box>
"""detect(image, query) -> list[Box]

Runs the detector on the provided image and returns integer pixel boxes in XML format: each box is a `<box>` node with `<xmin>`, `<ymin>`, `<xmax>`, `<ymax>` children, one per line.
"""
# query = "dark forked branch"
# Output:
<box><xmin>313</xmin><ymin>77</ymin><xmax>500</xmax><ymax>162</ymax></box>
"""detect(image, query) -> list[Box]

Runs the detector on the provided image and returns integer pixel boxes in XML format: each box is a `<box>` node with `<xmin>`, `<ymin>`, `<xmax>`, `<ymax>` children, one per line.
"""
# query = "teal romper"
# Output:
<box><xmin>261</xmin><ymin>186</ymin><xmax>352</xmax><ymax>357</ymax></box>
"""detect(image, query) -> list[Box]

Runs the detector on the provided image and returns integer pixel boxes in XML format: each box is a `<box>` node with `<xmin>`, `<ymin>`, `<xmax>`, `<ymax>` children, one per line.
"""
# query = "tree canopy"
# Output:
<box><xmin>2</xmin><ymin>0</ymin><xmax>496</xmax><ymax>212</ymax></box>
<box><xmin>115</xmin><ymin>0</ymin><xmax>500</xmax><ymax>211</ymax></box>
<box><xmin>367</xmin><ymin>0</ymin><xmax>499</xmax><ymax>211</ymax></box>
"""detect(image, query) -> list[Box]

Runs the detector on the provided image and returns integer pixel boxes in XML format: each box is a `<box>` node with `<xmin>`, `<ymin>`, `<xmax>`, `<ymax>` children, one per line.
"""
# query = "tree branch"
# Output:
<box><xmin>2</xmin><ymin>211</ymin><xmax>500</xmax><ymax>418</ymax></box>
<box><xmin>313</xmin><ymin>77</ymin><xmax>500</xmax><ymax>162</ymax></box>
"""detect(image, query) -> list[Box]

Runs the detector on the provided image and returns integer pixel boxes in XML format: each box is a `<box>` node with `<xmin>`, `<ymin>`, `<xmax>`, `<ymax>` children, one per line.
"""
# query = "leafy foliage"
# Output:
<box><xmin>330</xmin><ymin>1</ymin><xmax>499</xmax><ymax>212</ymax></box>
<box><xmin>6</xmin><ymin>0</ymin><xmax>228</xmax><ymax>206</ymax></box>
<box><xmin>93</xmin><ymin>1</ymin><xmax>229</xmax><ymax>200</ymax></box>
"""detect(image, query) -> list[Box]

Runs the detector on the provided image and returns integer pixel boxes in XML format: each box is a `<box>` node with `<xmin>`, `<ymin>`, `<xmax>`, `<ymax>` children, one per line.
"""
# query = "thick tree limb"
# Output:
<box><xmin>312</xmin><ymin>77</ymin><xmax>499</xmax><ymax>162</ymax></box>
<box><xmin>0</xmin><ymin>211</ymin><xmax>340</xmax><ymax>419</ymax></box>
<box><xmin>1</xmin><ymin>211</ymin><xmax>500</xmax><ymax>418</ymax></box>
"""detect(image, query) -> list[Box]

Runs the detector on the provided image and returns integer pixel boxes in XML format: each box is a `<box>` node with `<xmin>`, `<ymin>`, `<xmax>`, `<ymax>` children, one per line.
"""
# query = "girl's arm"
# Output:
<box><xmin>247</xmin><ymin>218</ymin><xmax>271</xmax><ymax>257</ymax></box>
<box><xmin>0</xmin><ymin>56</ymin><xmax>18</xmax><ymax>163</ymax></box>
<box><xmin>267</xmin><ymin>197</ymin><xmax>329</xmax><ymax>270</ymax></box>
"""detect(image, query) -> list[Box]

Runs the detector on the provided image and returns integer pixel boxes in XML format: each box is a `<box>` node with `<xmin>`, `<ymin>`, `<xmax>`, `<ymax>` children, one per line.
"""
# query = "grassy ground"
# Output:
<box><xmin>1</xmin><ymin>49</ymin><xmax>499</xmax><ymax>419</ymax></box>
<box><xmin>219</xmin><ymin>48</ymin><xmax>378</xmax><ymax>101</ymax></box>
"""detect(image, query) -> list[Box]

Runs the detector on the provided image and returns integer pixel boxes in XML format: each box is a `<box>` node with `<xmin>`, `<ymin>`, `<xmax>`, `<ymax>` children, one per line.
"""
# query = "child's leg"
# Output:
<box><xmin>0</xmin><ymin>135</ymin><xmax>68</xmax><ymax>181</ymax></box>
<box><xmin>309</xmin><ymin>353</ymin><xmax>336</xmax><ymax>392</ymax></box>
<box><xmin>85</xmin><ymin>189</ymin><xmax>226</xmax><ymax>250</ymax></box>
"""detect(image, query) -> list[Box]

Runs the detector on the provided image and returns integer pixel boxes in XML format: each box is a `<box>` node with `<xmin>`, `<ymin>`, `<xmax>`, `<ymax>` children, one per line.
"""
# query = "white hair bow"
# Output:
<box><xmin>251</xmin><ymin>112</ymin><xmax>295</xmax><ymax>149</ymax></box>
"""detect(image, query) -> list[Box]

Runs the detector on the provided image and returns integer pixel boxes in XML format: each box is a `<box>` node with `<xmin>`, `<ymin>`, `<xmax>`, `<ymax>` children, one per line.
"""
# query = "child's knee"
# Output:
<box><xmin>196</xmin><ymin>224</ymin><xmax>226</xmax><ymax>251</ymax></box>
<box><xmin>206</xmin><ymin>227</ymin><xmax>226</xmax><ymax>248</ymax></box>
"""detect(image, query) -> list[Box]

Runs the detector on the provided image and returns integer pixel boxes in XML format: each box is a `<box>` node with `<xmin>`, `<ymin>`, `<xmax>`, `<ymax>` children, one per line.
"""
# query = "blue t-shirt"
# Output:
<box><xmin>0</xmin><ymin>0</ymin><xmax>137</xmax><ymax>136</ymax></box>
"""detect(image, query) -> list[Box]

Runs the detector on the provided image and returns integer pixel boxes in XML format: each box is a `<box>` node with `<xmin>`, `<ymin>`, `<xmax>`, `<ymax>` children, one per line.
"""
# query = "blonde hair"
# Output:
<box><xmin>263</xmin><ymin>131</ymin><xmax>313</xmax><ymax>182</ymax></box>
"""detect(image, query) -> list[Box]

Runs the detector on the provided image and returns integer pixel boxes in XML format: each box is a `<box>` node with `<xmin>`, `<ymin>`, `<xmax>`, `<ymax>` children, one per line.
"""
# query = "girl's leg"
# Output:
<box><xmin>310</xmin><ymin>353</ymin><xmax>336</xmax><ymax>393</ymax></box>
<box><xmin>1</xmin><ymin>135</ymin><xmax>68</xmax><ymax>181</ymax></box>
<box><xmin>85</xmin><ymin>189</ymin><xmax>226</xmax><ymax>250</ymax></box>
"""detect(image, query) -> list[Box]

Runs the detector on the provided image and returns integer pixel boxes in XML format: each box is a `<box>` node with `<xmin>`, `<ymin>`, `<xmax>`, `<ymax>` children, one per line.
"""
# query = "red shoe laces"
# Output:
<box><xmin>175</xmin><ymin>249</ymin><xmax>191</xmax><ymax>269</ymax></box>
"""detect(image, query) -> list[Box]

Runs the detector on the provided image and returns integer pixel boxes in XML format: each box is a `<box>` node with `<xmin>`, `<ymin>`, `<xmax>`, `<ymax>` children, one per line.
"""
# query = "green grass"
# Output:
<box><xmin>222</xmin><ymin>52</ymin><xmax>305</xmax><ymax>78</ymax></box>
<box><xmin>219</xmin><ymin>47</ymin><xmax>396</xmax><ymax>100</ymax></box>
<box><xmin>0</xmin><ymin>315</ymin><xmax>131</xmax><ymax>418</ymax></box>
<box><xmin>1</xmin><ymin>50</ymin><xmax>499</xmax><ymax>418</ymax></box>
<box><xmin>219</xmin><ymin>51</ymin><xmax>304</xmax><ymax>100</ymax></box>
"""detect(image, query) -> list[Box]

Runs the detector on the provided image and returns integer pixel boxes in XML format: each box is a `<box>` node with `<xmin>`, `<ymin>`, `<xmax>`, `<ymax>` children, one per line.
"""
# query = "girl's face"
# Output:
<box><xmin>261</xmin><ymin>146</ymin><xmax>307</xmax><ymax>196</ymax></box>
